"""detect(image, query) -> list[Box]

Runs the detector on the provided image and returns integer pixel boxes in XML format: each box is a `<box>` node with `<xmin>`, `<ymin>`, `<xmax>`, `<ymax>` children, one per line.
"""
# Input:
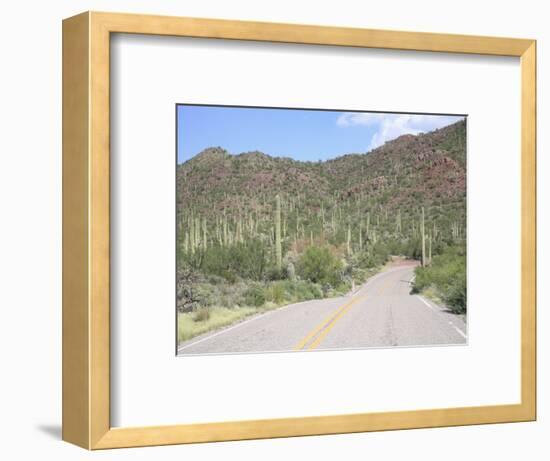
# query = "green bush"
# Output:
<box><xmin>218</xmin><ymin>282</ymin><xmax>248</xmax><ymax>308</ymax></box>
<box><xmin>297</xmin><ymin>246</ymin><xmax>343</xmax><ymax>287</ymax></box>
<box><xmin>193</xmin><ymin>307</ymin><xmax>211</xmax><ymax>322</ymax></box>
<box><xmin>244</xmin><ymin>285</ymin><xmax>266</xmax><ymax>307</ymax></box>
<box><xmin>297</xmin><ymin>282</ymin><xmax>316</xmax><ymax>300</ymax></box>
<box><xmin>269</xmin><ymin>283</ymin><xmax>285</xmax><ymax>304</ymax></box>
<box><xmin>221</xmin><ymin>269</ymin><xmax>237</xmax><ymax>284</ymax></box>
<box><xmin>200</xmin><ymin>239</ymin><xmax>268</xmax><ymax>282</ymax></box>
<box><xmin>309</xmin><ymin>283</ymin><xmax>323</xmax><ymax>299</ymax></box>
<box><xmin>444</xmin><ymin>274</ymin><xmax>466</xmax><ymax>311</ymax></box>
<box><xmin>413</xmin><ymin>245</ymin><xmax>466</xmax><ymax>313</ymax></box>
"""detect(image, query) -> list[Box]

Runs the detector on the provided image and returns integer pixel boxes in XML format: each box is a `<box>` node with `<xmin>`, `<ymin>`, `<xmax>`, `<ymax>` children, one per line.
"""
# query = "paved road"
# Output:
<box><xmin>177</xmin><ymin>263</ymin><xmax>467</xmax><ymax>355</ymax></box>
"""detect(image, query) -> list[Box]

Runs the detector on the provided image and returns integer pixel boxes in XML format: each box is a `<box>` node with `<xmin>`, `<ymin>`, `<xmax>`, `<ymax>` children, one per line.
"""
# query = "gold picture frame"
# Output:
<box><xmin>62</xmin><ymin>11</ymin><xmax>536</xmax><ymax>449</ymax></box>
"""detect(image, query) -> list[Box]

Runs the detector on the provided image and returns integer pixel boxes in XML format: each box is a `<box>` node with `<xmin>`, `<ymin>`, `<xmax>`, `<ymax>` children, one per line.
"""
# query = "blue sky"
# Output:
<box><xmin>177</xmin><ymin>105</ymin><xmax>464</xmax><ymax>164</ymax></box>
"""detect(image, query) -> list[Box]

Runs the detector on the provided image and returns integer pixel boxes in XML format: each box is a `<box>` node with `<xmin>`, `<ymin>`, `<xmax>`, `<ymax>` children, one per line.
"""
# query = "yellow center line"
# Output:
<box><xmin>306</xmin><ymin>295</ymin><xmax>366</xmax><ymax>350</ymax></box>
<box><xmin>294</xmin><ymin>270</ymin><xmax>399</xmax><ymax>351</ymax></box>
<box><xmin>294</xmin><ymin>294</ymin><xmax>367</xmax><ymax>351</ymax></box>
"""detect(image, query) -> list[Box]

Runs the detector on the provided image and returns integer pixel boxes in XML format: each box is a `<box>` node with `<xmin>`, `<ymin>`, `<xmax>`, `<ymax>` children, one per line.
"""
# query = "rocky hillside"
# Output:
<box><xmin>176</xmin><ymin>120</ymin><xmax>466</xmax><ymax>254</ymax></box>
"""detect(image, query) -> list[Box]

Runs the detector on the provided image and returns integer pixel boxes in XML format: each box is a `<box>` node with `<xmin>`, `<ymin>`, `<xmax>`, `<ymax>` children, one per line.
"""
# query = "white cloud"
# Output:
<box><xmin>336</xmin><ymin>113</ymin><xmax>464</xmax><ymax>151</ymax></box>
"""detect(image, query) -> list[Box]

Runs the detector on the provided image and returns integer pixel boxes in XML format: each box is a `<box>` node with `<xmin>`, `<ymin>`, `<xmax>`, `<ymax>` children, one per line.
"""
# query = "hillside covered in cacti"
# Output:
<box><xmin>176</xmin><ymin>119</ymin><xmax>467</xmax><ymax>340</ymax></box>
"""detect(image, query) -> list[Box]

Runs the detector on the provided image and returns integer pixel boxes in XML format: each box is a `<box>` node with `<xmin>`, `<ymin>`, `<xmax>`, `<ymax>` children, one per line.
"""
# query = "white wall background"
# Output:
<box><xmin>0</xmin><ymin>0</ymin><xmax>546</xmax><ymax>459</ymax></box>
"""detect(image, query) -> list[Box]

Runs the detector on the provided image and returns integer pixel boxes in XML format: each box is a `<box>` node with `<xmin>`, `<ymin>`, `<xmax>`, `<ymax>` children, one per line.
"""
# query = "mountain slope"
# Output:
<box><xmin>176</xmin><ymin>120</ymin><xmax>466</xmax><ymax>253</ymax></box>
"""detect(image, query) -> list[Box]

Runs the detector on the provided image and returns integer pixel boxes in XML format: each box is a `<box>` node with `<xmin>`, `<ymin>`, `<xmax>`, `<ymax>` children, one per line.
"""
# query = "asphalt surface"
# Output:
<box><xmin>177</xmin><ymin>263</ymin><xmax>467</xmax><ymax>355</ymax></box>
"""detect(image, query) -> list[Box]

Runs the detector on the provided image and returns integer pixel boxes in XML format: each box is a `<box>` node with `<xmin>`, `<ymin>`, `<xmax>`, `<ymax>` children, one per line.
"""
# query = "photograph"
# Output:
<box><xmin>176</xmin><ymin>104</ymin><xmax>467</xmax><ymax>355</ymax></box>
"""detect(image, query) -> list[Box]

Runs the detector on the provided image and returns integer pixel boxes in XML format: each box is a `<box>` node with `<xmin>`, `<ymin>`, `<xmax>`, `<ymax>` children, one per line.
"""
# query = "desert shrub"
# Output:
<box><xmin>296</xmin><ymin>281</ymin><xmax>316</xmax><ymax>300</ymax></box>
<box><xmin>444</xmin><ymin>274</ymin><xmax>466</xmax><ymax>311</ymax></box>
<box><xmin>402</xmin><ymin>237</ymin><xmax>422</xmax><ymax>261</ymax></box>
<box><xmin>176</xmin><ymin>267</ymin><xmax>201</xmax><ymax>313</ymax></box>
<box><xmin>207</xmin><ymin>274</ymin><xmax>225</xmax><ymax>285</ymax></box>
<box><xmin>269</xmin><ymin>283</ymin><xmax>285</xmax><ymax>304</ymax></box>
<box><xmin>193</xmin><ymin>284</ymin><xmax>217</xmax><ymax>307</ymax></box>
<box><xmin>308</xmin><ymin>282</ymin><xmax>323</xmax><ymax>299</ymax></box>
<box><xmin>265</xmin><ymin>266</ymin><xmax>284</xmax><ymax>281</ymax></box>
<box><xmin>218</xmin><ymin>282</ymin><xmax>248</xmax><ymax>308</ymax></box>
<box><xmin>271</xmin><ymin>279</ymin><xmax>323</xmax><ymax>302</ymax></box>
<box><xmin>201</xmin><ymin>239</ymin><xmax>268</xmax><ymax>282</ymax></box>
<box><xmin>352</xmin><ymin>267</ymin><xmax>368</xmax><ymax>284</ymax></box>
<box><xmin>244</xmin><ymin>285</ymin><xmax>266</xmax><ymax>307</ymax></box>
<box><xmin>221</xmin><ymin>269</ymin><xmax>238</xmax><ymax>284</ymax></box>
<box><xmin>193</xmin><ymin>307</ymin><xmax>211</xmax><ymax>322</ymax></box>
<box><xmin>297</xmin><ymin>246</ymin><xmax>343</xmax><ymax>287</ymax></box>
<box><xmin>413</xmin><ymin>245</ymin><xmax>466</xmax><ymax>313</ymax></box>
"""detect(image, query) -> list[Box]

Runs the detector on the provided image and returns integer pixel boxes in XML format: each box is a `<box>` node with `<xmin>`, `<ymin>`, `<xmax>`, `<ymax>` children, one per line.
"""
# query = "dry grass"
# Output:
<box><xmin>178</xmin><ymin>306</ymin><xmax>257</xmax><ymax>343</ymax></box>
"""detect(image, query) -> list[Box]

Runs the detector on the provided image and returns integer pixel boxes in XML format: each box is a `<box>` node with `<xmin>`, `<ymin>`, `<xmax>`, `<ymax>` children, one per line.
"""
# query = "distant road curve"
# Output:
<box><xmin>177</xmin><ymin>262</ymin><xmax>467</xmax><ymax>355</ymax></box>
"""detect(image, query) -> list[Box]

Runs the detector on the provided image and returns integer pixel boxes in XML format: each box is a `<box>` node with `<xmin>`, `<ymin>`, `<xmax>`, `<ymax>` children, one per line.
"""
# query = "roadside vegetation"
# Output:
<box><xmin>178</xmin><ymin>306</ymin><xmax>257</xmax><ymax>342</ymax></box>
<box><xmin>177</xmin><ymin>244</ymin><xmax>383</xmax><ymax>343</ymax></box>
<box><xmin>412</xmin><ymin>244</ymin><xmax>466</xmax><ymax>314</ymax></box>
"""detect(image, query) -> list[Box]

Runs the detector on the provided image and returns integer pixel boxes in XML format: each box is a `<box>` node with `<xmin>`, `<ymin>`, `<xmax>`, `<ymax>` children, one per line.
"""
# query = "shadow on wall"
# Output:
<box><xmin>36</xmin><ymin>424</ymin><xmax>61</xmax><ymax>440</ymax></box>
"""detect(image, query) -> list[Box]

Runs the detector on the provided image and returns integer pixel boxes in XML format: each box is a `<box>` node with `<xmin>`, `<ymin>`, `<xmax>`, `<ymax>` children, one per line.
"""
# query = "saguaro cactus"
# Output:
<box><xmin>428</xmin><ymin>231</ymin><xmax>432</xmax><ymax>265</ymax></box>
<box><xmin>195</xmin><ymin>217</ymin><xmax>201</xmax><ymax>249</ymax></box>
<box><xmin>451</xmin><ymin>221</ymin><xmax>459</xmax><ymax>240</ymax></box>
<box><xmin>236</xmin><ymin>217</ymin><xmax>242</xmax><ymax>243</ymax></box>
<box><xmin>189</xmin><ymin>216</ymin><xmax>195</xmax><ymax>254</ymax></box>
<box><xmin>248</xmin><ymin>213</ymin><xmax>254</xmax><ymax>235</ymax></box>
<box><xmin>275</xmin><ymin>194</ymin><xmax>282</xmax><ymax>271</ymax></box>
<box><xmin>396</xmin><ymin>209</ymin><xmax>402</xmax><ymax>233</ymax></box>
<box><xmin>223</xmin><ymin>212</ymin><xmax>228</xmax><ymax>246</ymax></box>
<box><xmin>421</xmin><ymin>207</ymin><xmax>426</xmax><ymax>267</ymax></box>
<box><xmin>202</xmin><ymin>217</ymin><xmax>208</xmax><ymax>250</ymax></box>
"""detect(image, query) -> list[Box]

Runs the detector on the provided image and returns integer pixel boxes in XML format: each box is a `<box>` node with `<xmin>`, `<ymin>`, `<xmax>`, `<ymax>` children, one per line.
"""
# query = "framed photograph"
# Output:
<box><xmin>62</xmin><ymin>11</ymin><xmax>536</xmax><ymax>449</ymax></box>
